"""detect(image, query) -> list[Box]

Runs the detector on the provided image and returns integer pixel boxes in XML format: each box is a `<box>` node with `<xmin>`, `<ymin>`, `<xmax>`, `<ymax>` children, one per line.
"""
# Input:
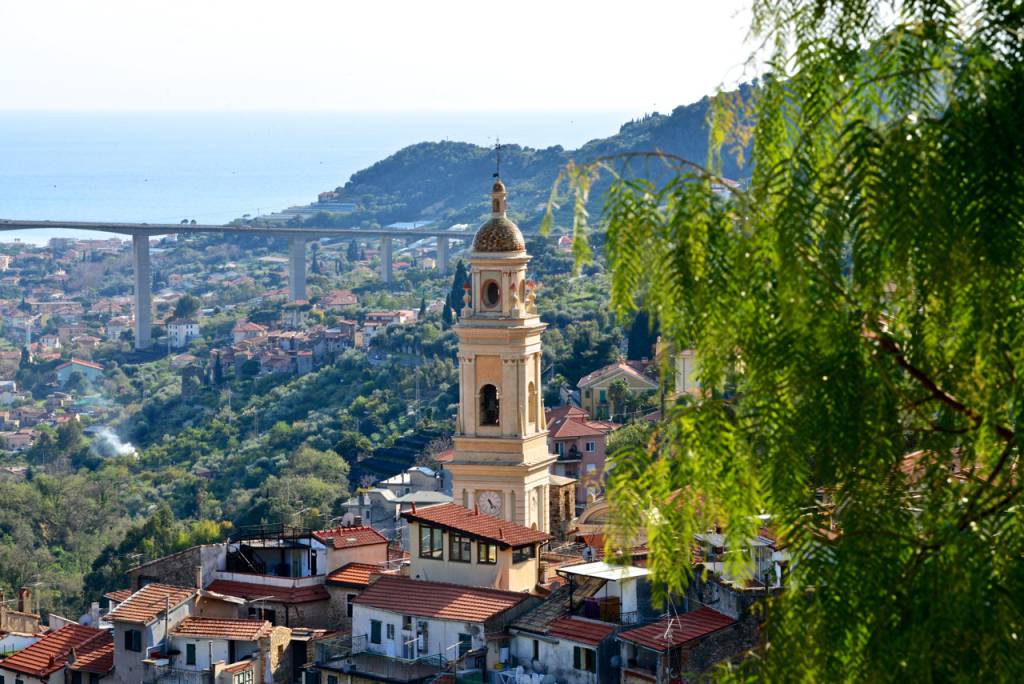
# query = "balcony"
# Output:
<box><xmin>315</xmin><ymin>634</ymin><xmax>448</xmax><ymax>684</ymax></box>
<box><xmin>144</xmin><ymin>665</ymin><xmax>213</xmax><ymax>684</ymax></box>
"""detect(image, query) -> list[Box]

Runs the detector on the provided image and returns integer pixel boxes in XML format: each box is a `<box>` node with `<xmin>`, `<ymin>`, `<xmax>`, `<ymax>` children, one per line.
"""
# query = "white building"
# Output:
<box><xmin>167</xmin><ymin>318</ymin><xmax>201</xmax><ymax>349</ymax></box>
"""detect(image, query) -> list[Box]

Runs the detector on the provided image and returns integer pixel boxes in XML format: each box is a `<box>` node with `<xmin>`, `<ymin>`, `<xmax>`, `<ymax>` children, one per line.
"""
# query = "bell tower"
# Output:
<box><xmin>448</xmin><ymin>177</ymin><xmax>555</xmax><ymax>531</ymax></box>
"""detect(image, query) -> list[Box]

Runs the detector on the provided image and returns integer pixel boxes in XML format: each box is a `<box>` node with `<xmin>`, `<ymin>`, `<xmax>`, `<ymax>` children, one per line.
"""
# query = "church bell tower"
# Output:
<box><xmin>448</xmin><ymin>177</ymin><xmax>555</xmax><ymax>531</ymax></box>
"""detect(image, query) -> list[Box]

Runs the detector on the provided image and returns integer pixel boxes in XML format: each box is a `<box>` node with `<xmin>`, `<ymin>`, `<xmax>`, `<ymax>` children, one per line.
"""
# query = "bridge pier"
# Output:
<box><xmin>132</xmin><ymin>233</ymin><xmax>152</xmax><ymax>350</ymax></box>
<box><xmin>436</xmin><ymin>236</ymin><xmax>449</xmax><ymax>276</ymax></box>
<box><xmin>289</xmin><ymin>236</ymin><xmax>307</xmax><ymax>301</ymax></box>
<box><xmin>381</xmin><ymin>236</ymin><xmax>393</xmax><ymax>284</ymax></box>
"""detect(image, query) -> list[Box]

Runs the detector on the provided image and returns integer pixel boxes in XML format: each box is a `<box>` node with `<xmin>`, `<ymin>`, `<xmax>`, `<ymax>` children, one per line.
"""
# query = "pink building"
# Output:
<box><xmin>546</xmin><ymin>406</ymin><xmax>618</xmax><ymax>508</ymax></box>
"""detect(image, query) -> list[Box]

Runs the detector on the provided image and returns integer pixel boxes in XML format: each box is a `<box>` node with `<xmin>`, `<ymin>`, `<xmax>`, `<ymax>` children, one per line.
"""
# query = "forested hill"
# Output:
<box><xmin>318</xmin><ymin>92</ymin><xmax>747</xmax><ymax>231</ymax></box>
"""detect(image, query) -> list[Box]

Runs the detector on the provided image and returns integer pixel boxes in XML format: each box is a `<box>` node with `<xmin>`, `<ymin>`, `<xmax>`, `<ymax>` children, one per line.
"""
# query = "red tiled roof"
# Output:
<box><xmin>171</xmin><ymin>617</ymin><xmax>272</xmax><ymax>641</ymax></box>
<box><xmin>550</xmin><ymin>417</ymin><xmax>604</xmax><ymax>440</ymax></box>
<box><xmin>0</xmin><ymin>624</ymin><xmax>107</xmax><ymax>677</ymax></box>
<box><xmin>326</xmin><ymin>562</ymin><xmax>381</xmax><ymax>588</ymax></box>
<box><xmin>205</xmin><ymin>580</ymin><xmax>329</xmax><ymax>604</ymax></box>
<box><xmin>617</xmin><ymin>608</ymin><xmax>735</xmax><ymax>652</ymax></box>
<box><xmin>577</xmin><ymin>361</ymin><xmax>656</xmax><ymax>390</ymax></box>
<box><xmin>106</xmin><ymin>583</ymin><xmax>196</xmax><ymax>625</ymax></box>
<box><xmin>313</xmin><ymin>525</ymin><xmax>388</xmax><ymax>549</ymax></box>
<box><xmin>548</xmin><ymin>616</ymin><xmax>617</xmax><ymax>646</ymax></box>
<box><xmin>68</xmin><ymin>632</ymin><xmax>114</xmax><ymax>674</ymax></box>
<box><xmin>402</xmin><ymin>503</ymin><xmax>551</xmax><ymax>548</ymax></box>
<box><xmin>546</xmin><ymin>405</ymin><xmax>588</xmax><ymax>426</ymax></box>
<box><xmin>104</xmin><ymin>588</ymin><xmax>133</xmax><ymax>603</ymax></box>
<box><xmin>55</xmin><ymin>358</ymin><xmax>103</xmax><ymax>371</ymax></box>
<box><xmin>224</xmin><ymin>660</ymin><xmax>256</xmax><ymax>674</ymax></box>
<box><xmin>353</xmin><ymin>575</ymin><xmax>530</xmax><ymax>623</ymax></box>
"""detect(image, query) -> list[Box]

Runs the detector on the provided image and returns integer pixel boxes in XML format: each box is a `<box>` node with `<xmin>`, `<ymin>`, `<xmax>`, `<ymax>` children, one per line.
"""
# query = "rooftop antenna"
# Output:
<box><xmin>494</xmin><ymin>137</ymin><xmax>502</xmax><ymax>178</ymax></box>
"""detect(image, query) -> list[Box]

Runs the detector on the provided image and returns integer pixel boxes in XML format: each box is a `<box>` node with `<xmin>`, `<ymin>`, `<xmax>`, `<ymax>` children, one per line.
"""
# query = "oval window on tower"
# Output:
<box><xmin>482</xmin><ymin>280</ymin><xmax>501</xmax><ymax>309</ymax></box>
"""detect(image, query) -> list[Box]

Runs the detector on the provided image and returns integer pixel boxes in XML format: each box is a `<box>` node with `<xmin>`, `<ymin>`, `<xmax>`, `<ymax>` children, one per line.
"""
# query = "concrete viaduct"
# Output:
<box><xmin>0</xmin><ymin>219</ymin><xmax>469</xmax><ymax>350</ymax></box>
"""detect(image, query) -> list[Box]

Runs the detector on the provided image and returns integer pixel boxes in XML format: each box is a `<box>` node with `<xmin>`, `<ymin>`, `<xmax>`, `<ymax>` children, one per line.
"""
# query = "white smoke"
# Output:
<box><xmin>91</xmin><ymin>427</ymin><xmax>138</xmax><ymax>459</ymax></box>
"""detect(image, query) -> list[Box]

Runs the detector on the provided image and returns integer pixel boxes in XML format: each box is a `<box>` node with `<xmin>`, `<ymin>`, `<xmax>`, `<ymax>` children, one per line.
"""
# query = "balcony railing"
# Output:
<box><xmin>315</xmin><ymin>634</ymin><xmax>448</xmax><ymax>683</ymax></box>
<box><xmin>144</xmin><ymin>665</ymin><xmax>213</xmax><ymax>684</ymax></box>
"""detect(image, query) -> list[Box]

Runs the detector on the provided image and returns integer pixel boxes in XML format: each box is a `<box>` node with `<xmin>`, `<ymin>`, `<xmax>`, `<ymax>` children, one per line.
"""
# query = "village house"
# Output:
<box><xmin>106</xmin><ymin>583</ymin><xmax>197</xmax><ymax>684</ymax></box>
<box><xmin>164</xmin><ymin>616</ymin><xmax>292</xmax><ymax>684</ymax></box>
<box><xmin>546</xmin><ymin>406</ymin><xmax>618</xmax><ymax>508</ymax></box>
<box><xmin>232</xmin><ymin>321</ymin><xmax>268</xmax><ymax>344</ymax></box>
<box><xmin>361</xmin><ymin>310</ymin><xmax>417</xmax><ymax>348</ymax></box>
<box><xmin>167</xmin><ymin>318</ymin><xmax>201</xmax><ymax>349</ymax></box>
<box><xmin>0</xmin><ymin>624</ymin><xmax>112</xmax><ymax>684</ymax></box>
<box><xmin>320</xmin><ymin>289</ymin><xmax>358</xmax><ymax>311</ymax></box>
<box><xmin>55</xmin><ymin>358</ymin><xmax>104</xmax><ymax>387</ymax></box>
<box><xmin>617</xmin><ymin>608</ymin><xmax>744</xmax><ymax>684</ymax></box>
<box><xmin>308</xmin><ymin>574</ymin><xmax>539</xmax><ymax>683</ymax></box>
<box><xmin>577</xmin><ymin>361</ymin><xmax>658</xmax><ymax>420</ymax></box>
<box><xmin>401</xmin><ymin>502</ymin><xmax>551</xmax><ymax>593</ymax></box>
<box><xmin>103</xmin><ymin>316</ymin><xmax>133</xmax><ymax>341</ymax></box>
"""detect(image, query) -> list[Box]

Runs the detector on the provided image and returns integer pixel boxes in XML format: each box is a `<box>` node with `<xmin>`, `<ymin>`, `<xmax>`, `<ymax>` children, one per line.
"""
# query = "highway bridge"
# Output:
<box><xmin>0</xmin><ymin>219</ymin><xmax>470</xmax><ymax>350</ymax></box>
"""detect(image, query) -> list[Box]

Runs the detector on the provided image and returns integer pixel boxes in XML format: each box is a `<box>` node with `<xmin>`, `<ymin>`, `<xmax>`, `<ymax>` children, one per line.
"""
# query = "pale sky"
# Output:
<box><xmin>0</xmin><ymin>0</ymin><xmax>754</xmax><ymax>112</ymax></box>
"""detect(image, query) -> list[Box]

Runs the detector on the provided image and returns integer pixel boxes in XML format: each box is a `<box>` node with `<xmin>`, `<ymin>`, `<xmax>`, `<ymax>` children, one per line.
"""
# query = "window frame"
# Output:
<box><xmin>512</xmin><ymin>544</ymin><xmax>536</xmax><ymax>564</ymax></box>
<box><xmin>573</xmin><ymin>646</ymin><xmax>597</xmax><ymax>673</ymax></box>
<box><xmin>124</xmin><ymin>628</ymin><xmax>142</xmax><ymax>653</ymax></box>
<box><xmin>477</xmin><ymin>542</ymin><xmax>498</xmax><ymax>565</ymax></box>
<box><xmin>458</xmin><ymin>632</ymin><xmax>473</xmax><ymax>657</ymax></box>
<box><xmin>186</xmin><ymin>642</ymin><xmax>196</xmax><ymax>665</ymax></box>
<box><xmin>387</xmin><ymin>623</ymin><xmax>396</xmax><ymax>640</ymax></box>
<box><xmin>419</xmin><ymin>524</ymin><xmax>444</xmax><ymax>559</ymax></box>
<box><xmin>449</xmin><ymin>533</ymin><xmax>472</xmax><ymax>563</ymax></box>
<box><xmin>370</xmin><ymin>619</ymin><xmax>382</xmax><ymax>645</ymax></box>
<box><xmin>585</xmin><ymin>440</ymin><xmax>596</xmax><ymax>453</ymax></box>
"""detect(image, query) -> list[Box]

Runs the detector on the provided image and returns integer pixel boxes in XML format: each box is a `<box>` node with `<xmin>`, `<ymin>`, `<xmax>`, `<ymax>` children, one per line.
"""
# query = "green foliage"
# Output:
<box><xmin>558</xmin><ymin>1</ymin><xmax>1024</xmax><ymax>679</ymax></box>
<box><xmin>173</xmin><ymin>294</ymin><xmax>202</xmax><ymax>320</ymax></box>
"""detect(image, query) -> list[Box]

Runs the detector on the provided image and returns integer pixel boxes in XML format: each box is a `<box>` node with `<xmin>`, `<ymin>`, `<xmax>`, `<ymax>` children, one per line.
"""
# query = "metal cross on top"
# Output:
<box><xmin>494</xmin><ymin>137</ymin><xmax>502</xmax><ymax>178</ymax></box>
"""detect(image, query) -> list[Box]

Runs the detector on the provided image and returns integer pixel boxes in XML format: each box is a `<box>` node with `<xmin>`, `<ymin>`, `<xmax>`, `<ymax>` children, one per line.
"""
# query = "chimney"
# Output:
<box><xmin>18</xmin><ymin>586</ymin><xmax>30</xmax><ymax>613</ymax></box>
<box><xmin>90</xmin><ymin>602</ymin><xmax>101</xmax><ymax>625</ymax></box>
<box><xmin>195</xmin><ymin>565</ymin><xmax>203</xmax><ymax>589</ymax></box>
<box><xmin>353</xmin><ymin>515</ymin><xmax>363</xmax><ymax>527</ymax></box>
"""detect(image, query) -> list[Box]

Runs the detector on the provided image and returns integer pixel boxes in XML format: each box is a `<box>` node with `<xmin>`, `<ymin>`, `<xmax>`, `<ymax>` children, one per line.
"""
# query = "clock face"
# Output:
<box><xmin>478</xmin><ymin>490</ymin><xmax>502</xmax><ymax>516</ymax></box>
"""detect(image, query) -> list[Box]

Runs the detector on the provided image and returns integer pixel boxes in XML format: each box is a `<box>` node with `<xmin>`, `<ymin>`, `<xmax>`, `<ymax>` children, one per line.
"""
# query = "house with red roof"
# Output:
<box><xmin>401</xmin><ymin>502</ymin><xmax>551</xmax><ymax>593</ymax></box>
<box><xmin>0</xmin><ymin>624</ymin><xmax>111</xmax><ymax>684</ymax></box>
<box><xmin>323</xmin><ymin>575</ymin><xmax>539</xmax><ymax>679</ymax></box>
<box><xmin>106</xmin><ymin>583</ymin><xmax>197</xmax><ymax>684</ymax></box>
<box><xmin>546</xmin><ymin>407</ymin><xmax>620</xmax><ymax>508</ymax></box>
<box><xmin>55</xmin><ymin>358</ymin><xmax>104</xmax><ymax>388</ymax></box>
<box><xmin>617</xmin><ymin>607</ymin><xmax>745</xmax><ymax>682</ymax></box>
<box><xmin>576</xmin><ymin>360</ymin><xmax>657</xmax><ymax>420</ymax></box>
<box><xmin>165</xmin><ymin>617</ymin><xmax>291</xmax><ymax>683</ymax></box>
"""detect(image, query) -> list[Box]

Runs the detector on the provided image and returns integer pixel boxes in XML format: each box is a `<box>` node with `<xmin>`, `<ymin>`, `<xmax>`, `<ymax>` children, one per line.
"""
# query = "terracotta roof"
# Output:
<box><xmin>548</xmin><ymin>616</ymin><xmax>617</xmax><ymax>646</ymax></box>
<box><xmin>205</xmin><ymin>579</ymin><xmax>329</xmax><ymax>604</ymax></box>
<box><xmin>232</xmin><ymin>321</ymin><xmax>267</xmax><ymax>333</ymax></box>
<box><xmin>106</xmin><ymin>583</ymin><xmax>196</xmax><ymax>625</ymax></box>
<box><xmin>617</xmin><ymin>608</ymin><xmax>735</xmax><ymax>652</ymax></box>
<box><xmin>353</xmin><ymin>575</ymin><xmax>530</xmax><ymax>623</ymax></box>
<box><xmin>576</xmin><ymin>361</ymin><xmax>656</xmax><ymax>390</ymax></box>
<box><xmin>171</xmin><ymin>617</ymin><xmax>272</xmax><ymax>641</ymax></box>
<box><xmin>401</xmin><ymin>503</ymin><xmax>551</xmax><ymax>548</ymax></box>
<box><xmin>0</xmin><ymin>624</ymin><xmax>107</xmax><ymax>677</ymax></box>
<box><xmin>326</xmin><ymin>562</ymin><xmax>381</xmax><ymax>588</ymax></box>
<box><xmin>68</xmin><ymin>632</ymin><xmax>114</xmax><ymax>674</ymax></box>
<box><xmin>224</xmin><ymin>660</ymin><xmax>257</xmax><ymax>674</ymax></box>
<box><xmin>550</xmin><ymin>417</ymin><xmax>605</xmax><ymax>440</ymax></box>
<box><xmin>313</xmin><ymin>525</ymin><xmax>388</xmax><ymax>549</ymax></box>
<box><xmin>104</xmin><ymin>588</ymin><xmax>133</xmax><ymax>603</ymax></box>
<box><xmin>55</xmin><ymin>358</ymin><xmax>103</xmax><ymax>371</ymax></box>
<box><xmin>510</xmin><ymin>577</ymin><xmax>606</xmax><ymax>635</ymax></box>
<box><xmin>473</xmin><ymin>217</ymin><xmax>525</xmax><ymax>253</ymax></box>
<box><xmin>545</xmin><ymin>405</ymin><xmax>588</xmax><ymax>425</ymax></box>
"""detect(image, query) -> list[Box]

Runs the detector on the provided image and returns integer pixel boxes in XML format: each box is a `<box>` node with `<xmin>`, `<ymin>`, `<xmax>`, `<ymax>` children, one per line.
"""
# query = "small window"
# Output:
<box><xmin>450</xmin><ymin>533</ymin><xmax>472</xmax><ymax>562</ymax></box>
<box><xmin>371</xmin><ymin>619</ymin><xmax>382</xmax><ymax>644</ymax></box>
<box><xmin>347</xmin><ymin>594</ymin><xmax>355</xmax><ymax>618</ymax></box>
<box><xmin>482</xmin><ymin>280</ymin><xmax>500</xmax><ymax>308</ymax></box>
<box><xmin>233</xmin><ymin>671</ymin><xmax>254</xmax><ymax>684</ymax></box>
<box><xmin>403</xmin><ymin>615</ymin><xmax>413</xmax><ymax>631</ymax></box>
<box><xmin>327</xmin><ymin>676</ymin><xmax>339</xmax><ymax>684</ymax></box>
<box><xmin>573</xmin><ymin>646</ymin><xmax>596</xmax><ymax>672</ymax></box>
<box><xmin>419</xmin><ymin>524</ymin><xmax>444</xmax><ymax>559</ymax></box>
<box><xmin>186</xmin><ymin>643</ymin><xmax>196</xmax><ymax>665</ymax></box>
<box><xmin>478</xmin><ymin>542</ymin><xmax>498</xmax><ymax>565</ymax></box>
<box><xmin>585</xmin><ymin>441</ymin><xmax>596</xmax><ymax>453</ymax></box>
<box><xmin>512</xmin><ymin>545</ymin><xmax>536</xmax><ymax>563</ymax></box>
<box><xmin>532</xmin><ymin>639</ymin><xmax>540</xmax><ymax>661</ymax></box>
<box><xmin>584</xmin><ymin>389</ymin><xmax>591</xmax><ymax>399</ymax></box>
<box><xmin>599</xmin><ymin>390</ymin><xmax>606</xmax><ymax>403</ymax></box>
<box><xmin>387</xmin><ymin>624</ymin><xmax>396</xmax><ymax>640</ymax></box>
<box><xmin>124</xmin><ymin>628</ymin><xmax>142</xmax><ymax>652</ymax></box>
<box><xmin>458</xmin><ymin>633</ymin><xmax>473</xmax><ymax>657</ymax></box>
<box><xmin>480</xmin><ymin>384</ymin><xmax>500</xmax><ymax>426</ymax></box>
<box><xmin>71</xmin><ymin>673</ymin><xmax>82</xmax><ymax>684</ymax></box>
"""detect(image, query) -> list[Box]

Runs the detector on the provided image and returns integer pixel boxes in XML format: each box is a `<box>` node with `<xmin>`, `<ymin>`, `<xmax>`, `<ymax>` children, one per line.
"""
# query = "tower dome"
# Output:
<box><xmin>472</xmin><ymin>178</ymin><xmax>526</xmax><ymax>252</ymax></box>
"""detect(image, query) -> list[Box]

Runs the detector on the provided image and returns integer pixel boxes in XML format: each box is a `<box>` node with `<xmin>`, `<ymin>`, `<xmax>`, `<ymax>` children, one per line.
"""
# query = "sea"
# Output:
<box><xmin>0</xmin><ymin>110</ymin><xmax>633</xmax><ymax>245</ymax></box>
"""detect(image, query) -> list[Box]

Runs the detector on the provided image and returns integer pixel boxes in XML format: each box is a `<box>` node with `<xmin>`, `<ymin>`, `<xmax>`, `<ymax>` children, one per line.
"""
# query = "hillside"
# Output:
<box><xmin>306</xmin><ymin>92</ymin><xmax>748</xmax><ymax>231</ymax></box>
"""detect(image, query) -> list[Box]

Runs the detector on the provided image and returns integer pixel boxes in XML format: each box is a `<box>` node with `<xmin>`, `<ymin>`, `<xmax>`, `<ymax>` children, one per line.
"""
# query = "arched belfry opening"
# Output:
<box><xmin>528</xmin><ymin>381</ymin><xmax>538</xmax><ymax>428</ymax></box>
<box><xmin>480</xmin><ymin>384</ymin><xmax>500</xmax><ymax>426</ymax></box>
